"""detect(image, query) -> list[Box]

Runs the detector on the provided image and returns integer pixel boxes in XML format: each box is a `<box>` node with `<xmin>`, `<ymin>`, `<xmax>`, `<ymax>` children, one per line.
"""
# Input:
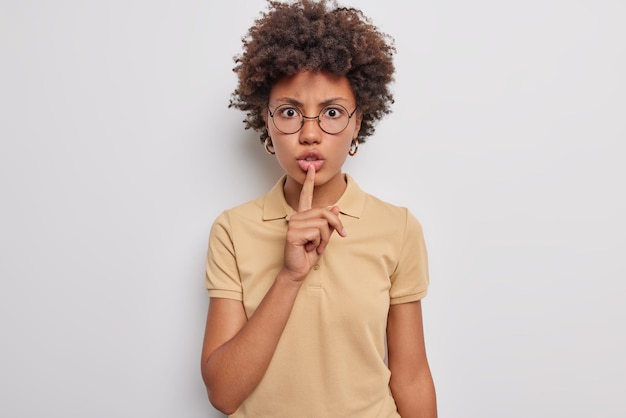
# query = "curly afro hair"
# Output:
<box><xmin>229</xmin><ymin>0</ymin><xmax>396</xmax><ymax>143</ymax></box>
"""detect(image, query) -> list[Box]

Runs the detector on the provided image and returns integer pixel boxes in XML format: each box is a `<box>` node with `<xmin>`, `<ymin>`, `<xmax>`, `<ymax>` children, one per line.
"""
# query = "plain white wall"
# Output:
<box><xmin>1</xmin><ymin>0</ymin><xmax>624</xmax><ymax>417</ymax></box>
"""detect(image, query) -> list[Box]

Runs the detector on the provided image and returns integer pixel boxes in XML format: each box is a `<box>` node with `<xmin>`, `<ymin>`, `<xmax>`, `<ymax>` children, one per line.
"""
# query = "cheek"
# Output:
<box><xmin>271</xmin><ymin>138</ymin><xmax>294</xmax><ymax>165</ymax></box>
<box><xmin>340</xmin><ymin>132</ymin><xmax>355</xmax><ymax>151</ymax></box>
<box><xmin>273</xmin><ymin>149</ymin><xmax>298</xmax><ymax>176</ymax></box>
<box><xmin>340</xmin><ymin>140</ymin><xmax>351</xmax><ymax>155</ymax></box>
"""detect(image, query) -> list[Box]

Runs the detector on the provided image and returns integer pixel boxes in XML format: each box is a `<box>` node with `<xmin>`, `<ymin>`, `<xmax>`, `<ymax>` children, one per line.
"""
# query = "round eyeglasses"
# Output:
<box><xmin>268</xmin><ymin>104</ymin><xmax>358</xmax><ymax>135</ymax></box>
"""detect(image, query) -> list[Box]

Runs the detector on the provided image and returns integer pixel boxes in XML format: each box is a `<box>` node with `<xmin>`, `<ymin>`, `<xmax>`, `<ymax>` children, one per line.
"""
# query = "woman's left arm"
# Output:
<box><xmin>387</xmin><ymin>300</ymin><xmax>437</xmax><ymax>418</ymax></box>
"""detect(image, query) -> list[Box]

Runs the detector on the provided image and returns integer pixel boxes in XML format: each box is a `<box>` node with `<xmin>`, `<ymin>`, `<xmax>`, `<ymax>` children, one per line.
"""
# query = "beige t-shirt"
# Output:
<box><xmin>206</xmin><ymin>174</ymin><xmax>429</xmax><ymax>417</ymax></box>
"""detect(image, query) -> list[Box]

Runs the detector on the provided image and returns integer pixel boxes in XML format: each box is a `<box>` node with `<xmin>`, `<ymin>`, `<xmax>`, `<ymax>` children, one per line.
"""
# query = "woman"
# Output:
<box><xmin>201</xmin><ymin>1</ymin><xmax>437</xmax><ymax>416</ymax></box>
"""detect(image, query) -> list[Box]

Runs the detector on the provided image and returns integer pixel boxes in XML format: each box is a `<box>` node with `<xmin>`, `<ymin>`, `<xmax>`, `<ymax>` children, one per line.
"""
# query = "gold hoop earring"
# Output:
<box><xmin>264</xmin><ymin>137</ymin><xmax>275</xmax><ymax>155</ymax></box>
<box><xmin>348</xmin><ymin>139</ymin><xmax>359</xmax><ymax>156</ymax></box>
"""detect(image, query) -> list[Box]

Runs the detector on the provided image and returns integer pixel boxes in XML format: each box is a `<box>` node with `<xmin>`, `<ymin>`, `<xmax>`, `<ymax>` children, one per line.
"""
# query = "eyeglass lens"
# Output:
<box><xmin>271</xmin><ymin>104</ymin><xmax>352</xmax><ymax>134</ymax></box>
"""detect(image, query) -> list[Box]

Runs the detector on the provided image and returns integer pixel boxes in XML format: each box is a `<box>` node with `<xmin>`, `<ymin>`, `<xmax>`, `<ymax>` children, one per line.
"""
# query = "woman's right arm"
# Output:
<box><xmin>201</xmin><ymin>271</ymin><xmax>303</xmax><ymax>415</ymax></box>
<box><xmin>201</xmin><ymin>166</ymin><xmax>345</xmax><ymax>415</ymax></box>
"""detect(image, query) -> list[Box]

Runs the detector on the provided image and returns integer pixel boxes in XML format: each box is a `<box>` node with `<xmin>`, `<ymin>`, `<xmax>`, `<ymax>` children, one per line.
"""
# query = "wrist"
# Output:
<box><xmin>276</xmin><ymin>269</ymin><xmax>307</xmax><ymax>288</ymax></box>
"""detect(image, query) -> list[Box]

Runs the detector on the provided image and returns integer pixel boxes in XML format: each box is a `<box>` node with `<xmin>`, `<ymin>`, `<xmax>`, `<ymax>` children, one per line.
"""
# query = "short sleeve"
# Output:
<box><xmin>389</xmin><ymin>209</ymin><xmax>430</xmax><ymax>304</ymax></box>
<box><xmin>205</xmin><ymin>211</ymin><xmax>243</xmax><ymax>301</ymax></box>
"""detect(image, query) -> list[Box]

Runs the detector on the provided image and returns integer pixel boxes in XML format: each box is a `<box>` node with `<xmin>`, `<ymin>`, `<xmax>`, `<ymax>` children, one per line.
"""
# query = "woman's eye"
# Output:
<box><xmin>279</xmin><ymin>107</ymin><xmax>299</xmax><ymax>118</ymax></box>
<box><xmin>323</xmin><ymin>107</ymin><xmax>344</xmax><ymax>118</ymax></box>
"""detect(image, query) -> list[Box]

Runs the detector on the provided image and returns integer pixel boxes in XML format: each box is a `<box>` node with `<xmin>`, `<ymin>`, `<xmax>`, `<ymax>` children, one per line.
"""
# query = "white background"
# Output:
<box><xmin>1</xmin><ymin>1</ymin><xmax>624</xmax><ymax>417</ymax></box>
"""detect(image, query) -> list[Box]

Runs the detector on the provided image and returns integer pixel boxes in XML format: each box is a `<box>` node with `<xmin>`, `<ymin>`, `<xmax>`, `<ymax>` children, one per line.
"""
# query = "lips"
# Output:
<box><xmin>297</xmin><ymin>150</ymin><xmax>325</xmax><ymax>172</ymax></box>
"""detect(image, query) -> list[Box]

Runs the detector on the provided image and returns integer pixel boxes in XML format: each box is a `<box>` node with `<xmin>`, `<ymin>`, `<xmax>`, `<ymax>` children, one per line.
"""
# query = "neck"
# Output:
<box><xmin>284</xmin><ymin>172</ymin><xmax>347</xmax><ymax>210</ymax></box>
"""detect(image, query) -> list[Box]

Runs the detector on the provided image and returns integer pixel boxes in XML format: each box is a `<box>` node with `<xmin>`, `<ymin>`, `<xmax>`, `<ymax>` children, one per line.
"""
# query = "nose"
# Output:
<box><xmin>299</xmin><ymin>115</ymin><xmax>322</xmax><ymax>145</ymax></box>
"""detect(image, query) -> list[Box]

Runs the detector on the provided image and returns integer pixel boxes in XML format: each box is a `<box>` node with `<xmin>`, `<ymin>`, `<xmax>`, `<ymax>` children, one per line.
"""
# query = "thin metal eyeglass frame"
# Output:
<box><xmin>267</xmin><ymin>104</ymin><xmax>359</xmax><ymax>135</ymax></box>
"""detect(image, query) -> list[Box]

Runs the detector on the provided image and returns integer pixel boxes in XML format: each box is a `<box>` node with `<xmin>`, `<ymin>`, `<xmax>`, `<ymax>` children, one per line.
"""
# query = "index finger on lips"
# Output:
<box><xmin>297</xmin><ymin>165</ymin><xmax>315</xmax><ymax>213</ymax></box>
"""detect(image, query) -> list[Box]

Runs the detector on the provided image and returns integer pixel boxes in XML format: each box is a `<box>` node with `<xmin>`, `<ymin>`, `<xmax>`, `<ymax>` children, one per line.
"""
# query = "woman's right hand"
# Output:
<box><xmin>281</xmin><ymin>166</ymin><xmax>347</xmax><ymax>282</ymax></box>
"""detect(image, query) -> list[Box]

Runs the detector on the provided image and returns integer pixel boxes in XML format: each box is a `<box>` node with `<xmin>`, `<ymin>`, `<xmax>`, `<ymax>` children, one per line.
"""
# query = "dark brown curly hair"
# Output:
<box><xmin>229</xmin><ymin>0</ymin><xmax>396</xmax><ymax>143</ymax></box>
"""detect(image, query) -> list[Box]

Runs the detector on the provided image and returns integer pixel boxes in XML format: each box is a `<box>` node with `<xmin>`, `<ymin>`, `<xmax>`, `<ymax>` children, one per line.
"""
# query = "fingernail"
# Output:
<box><xmin>339</xmin><ymin>228</ymin><xmax>347</xmax><ymax>237</ymax></box>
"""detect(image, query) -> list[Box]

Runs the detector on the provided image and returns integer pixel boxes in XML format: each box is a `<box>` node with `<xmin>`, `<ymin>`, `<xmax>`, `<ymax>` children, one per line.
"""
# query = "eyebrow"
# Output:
<box><xmin>273</xmin><ymin>97</ymin><xmax>350</xmax><ymax>107</ymax></box>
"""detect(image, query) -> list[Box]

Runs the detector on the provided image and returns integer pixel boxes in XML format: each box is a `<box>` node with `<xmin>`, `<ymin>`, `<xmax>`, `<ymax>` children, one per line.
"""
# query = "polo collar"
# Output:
<box><xmin>262</xmin><ymin>173</ymin><xmax>366</xmax><ymax>221</ymax></box>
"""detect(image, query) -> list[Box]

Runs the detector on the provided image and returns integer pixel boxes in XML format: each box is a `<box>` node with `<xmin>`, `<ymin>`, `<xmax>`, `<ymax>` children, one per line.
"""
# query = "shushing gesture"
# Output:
<box><xmin>282</xmin><ymin>166</ymin><xmax>347</xmax><ymax>282</ymax></box>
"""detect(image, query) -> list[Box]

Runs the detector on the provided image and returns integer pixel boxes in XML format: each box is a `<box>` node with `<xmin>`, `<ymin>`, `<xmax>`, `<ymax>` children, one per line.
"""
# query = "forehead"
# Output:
<box><xmin>269</xmin><ymin>71</ymin><xmax>355</xmax><ymax>105</ymax></box>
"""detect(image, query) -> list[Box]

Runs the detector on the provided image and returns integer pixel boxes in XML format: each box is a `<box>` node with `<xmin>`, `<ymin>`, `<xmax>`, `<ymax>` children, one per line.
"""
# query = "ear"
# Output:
<box><xmin>353</xmin><ymin>110</ymin><xmax>363</xmax><ymax>139</ymax></box>
<box><xmin>265</xmin><ymin>108</ymin><xmax>274</xmax><ymax>134</ymax></box>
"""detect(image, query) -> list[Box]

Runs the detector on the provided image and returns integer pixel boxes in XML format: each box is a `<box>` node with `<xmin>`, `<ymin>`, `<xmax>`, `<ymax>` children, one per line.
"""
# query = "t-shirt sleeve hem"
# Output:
<box><xmin>207</xmin><ymin>289</ymin><xmax>243</xmax><ymax>301</ymax></box>
<box><xmin>390</xmin><ymin>289</ymin><xmax>428</xmax><ymax>305</ymax></box>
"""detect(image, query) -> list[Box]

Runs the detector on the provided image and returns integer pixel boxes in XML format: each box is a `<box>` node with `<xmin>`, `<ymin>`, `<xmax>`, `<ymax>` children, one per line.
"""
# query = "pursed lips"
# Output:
<box><xmin>297</xmin><ymin>151</ymin><xmax>325</xmax><ymax>171</ymax></box>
